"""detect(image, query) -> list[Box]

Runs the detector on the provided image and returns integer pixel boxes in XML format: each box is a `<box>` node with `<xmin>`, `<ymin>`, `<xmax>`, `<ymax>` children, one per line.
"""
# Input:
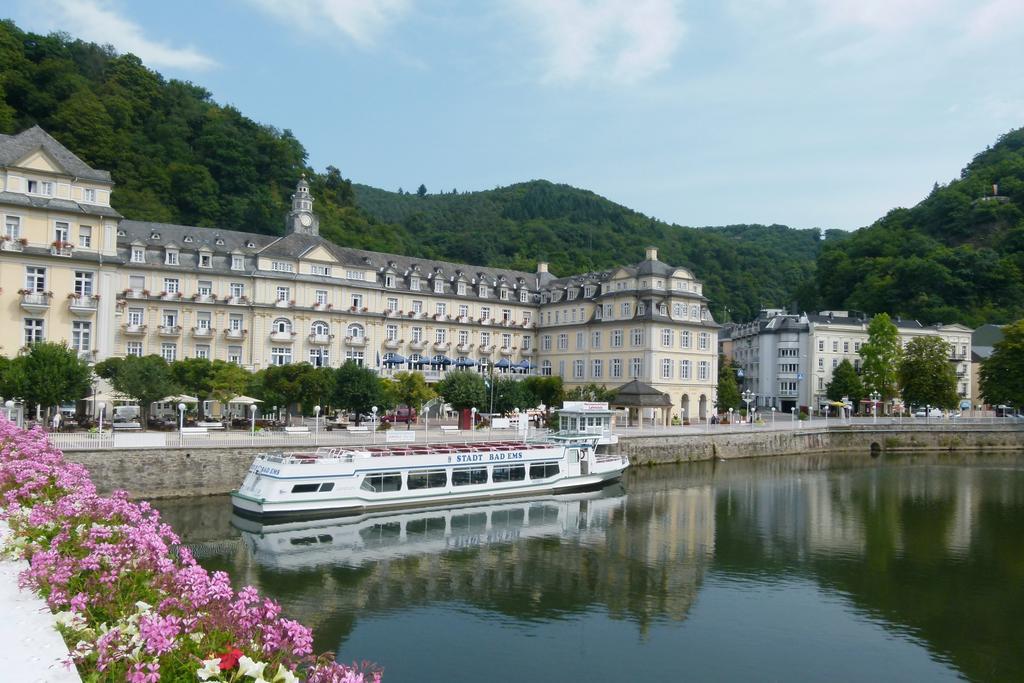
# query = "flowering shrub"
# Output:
<box><xmin>0</xmin><ymin>420</ymin><xmax>381</xmax><ymax>682</ymax></box>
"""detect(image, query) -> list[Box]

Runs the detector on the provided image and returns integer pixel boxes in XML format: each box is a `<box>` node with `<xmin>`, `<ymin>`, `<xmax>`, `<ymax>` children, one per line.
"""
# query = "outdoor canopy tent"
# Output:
<box><xmin>454</xmin><ymin>357</ymin><xmax>477</xmax><ymax>367</ymax></box>
<box><xmin>227</xmin><ymin>395</ymin><xmax>263</xmax><ymax>405</ymax></box>
<box><xmin>493</xmin><ymin>358</ymin><xmax>513</xmax><ymax>368</ymax></box>
<box><xmin>382</xmin><ymin>354</ymin><xmax>408</xmax><ymax>365</ymax></box>
<box><xmin>159</xmin><ymin>394</ymin><xmax>199</xmax><ymax>404</ymax></box>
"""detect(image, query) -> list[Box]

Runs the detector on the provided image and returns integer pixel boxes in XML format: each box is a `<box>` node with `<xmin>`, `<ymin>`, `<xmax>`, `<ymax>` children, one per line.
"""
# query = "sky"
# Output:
<box><xmin>7</xmin><ymin>0</ymin><xmax>1024</xmax><ymax>231</ymax></box>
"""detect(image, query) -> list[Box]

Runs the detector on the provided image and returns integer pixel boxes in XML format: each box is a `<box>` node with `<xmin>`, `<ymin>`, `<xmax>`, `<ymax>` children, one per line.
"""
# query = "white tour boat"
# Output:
<box><xmin>231</xmin><ymin>435</ymin><xmax>629</xmax><ymax>521</ymax></box>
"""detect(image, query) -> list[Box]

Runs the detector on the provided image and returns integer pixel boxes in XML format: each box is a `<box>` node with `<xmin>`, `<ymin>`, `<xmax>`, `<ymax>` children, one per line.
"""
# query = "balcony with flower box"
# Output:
<box><xmin>312</xmin><ymin>302</ymin><xmax>333</xmax><ymax>313</ymax></box>
<box><xmin>67</xmin><ymin>293</ymin><xmax>99</xmax><ymax>316</ymax></box>
<box><xmin>19</xmin><ymin>290</ymin><xmax>51</xmax><ymax>312</ymax></box>
<box><xmin>159</xmin><ymin>291</ymin><xmax>182</xmax><ymax>302</ymax></box>
<box><xmin>123</xmin><ymin>288</ymin><xmax>148</xmax><ymax>299</ymax></box>
<box><xmin>308</xmin><ymin>333</ymin><xmax>334</xmax><ymax>345</ymax></box>
<box><xmin>383</xmin><ymin>338</ymin><xmax>403</xmax><ymax>350</ymax></box>
<box><xmin>50</xmin><ymin>241</ymin><xmax>74</xmax><ymax>257</ymax></box>
<box><xmin>225</xmin><ymin>296</ymin><xmax>249</xmax><ymax>305</ymax></box>
<box><xmin>1</xmin><ymin>237</ymin><xmax>25</xmax><ymax>252</ymax></box>
<box><xmin>345</xmin><ymin>335</ymin><xmax>368</xmax><ymax>347</ymax></box>
<box><xmin>433</xmin><ymin>341</ymin><xmax>451</xmax><ymax>352</ymax></box>
<box><xmin>270</xmin><ymin>330</ymin><xmax>297</xmax><ymax>343</ymax></box>
<box><xmin>274</xmin><ymin>299</ymin><xmax>294</xmax><ymax>309</ymax></box>
<box><xmin>520</xmin><ymin>347</ymin><xmax>536</xmax><ymax>356</ymax></box>
<box><xmin>192</xmin><ymin>326</ymin><xmax>215</xmax><ymax>338</ymax></box>
<box><xmin>224</xmin><ymin>328</ymin><xmax>248</xmax><ymax>341</ymax></box>
<box><xmin>456</xmin><ymin>342</ymin><xmax>473</xmax><ymax>353</ymax></box>
<box><xmin>408</xmin><ymin>339</ymin><xmax>426</xmax><ymax>352</ymax></box>
<box><xmin>478</xmin><ymin>345</ymin><xmax>495</xmax><ymax>356</ymax></box>
<box><xmin>192</xmin><ymin>293</ymin><xmax>216</xmax><ymax>304</ymax></box>
<box><xmin>158</xmin><ymin>325</ymin><xmax>182</xmax><ymax>337</ymax></box>
<box><xmin>499</xmin><ymin>346</ymin><xmax>514</xmax><ymax>356</ymax></box>
<box><xmin>121</xmin><ymin>323</ymin><xmax>147</xmax><ymax>336</ymax></box>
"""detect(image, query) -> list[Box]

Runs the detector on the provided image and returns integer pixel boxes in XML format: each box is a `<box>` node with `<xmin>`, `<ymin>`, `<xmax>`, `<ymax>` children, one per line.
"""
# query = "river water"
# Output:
<box><xmin>154</xmin><ymin>451</ymin><xmax>1024</xmax><ymax>682</ymax></box>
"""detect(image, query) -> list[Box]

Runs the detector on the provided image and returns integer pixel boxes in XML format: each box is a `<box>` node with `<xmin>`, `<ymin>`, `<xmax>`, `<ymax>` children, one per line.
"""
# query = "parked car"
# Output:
<box><xmin>913</xmin><ymin>407</ymin><xmax>944</xmax><ymax>418</ymax></box>
<box><xmin>382</xmin><ymin>407</ymin><xmax>417</xmax><ymax>423</ymax></box>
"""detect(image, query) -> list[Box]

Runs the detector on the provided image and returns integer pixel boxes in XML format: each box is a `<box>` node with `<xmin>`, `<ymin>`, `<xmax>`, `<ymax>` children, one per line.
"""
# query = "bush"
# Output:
<box><xmin>377</xmin><ymin>420</ymin><xmax>392</xmax><ymax>431</ymax></box>
<box><xmin>799</xmin><ymin>411</ymin><xmax>809</xmax><ymax>420</ymax></box>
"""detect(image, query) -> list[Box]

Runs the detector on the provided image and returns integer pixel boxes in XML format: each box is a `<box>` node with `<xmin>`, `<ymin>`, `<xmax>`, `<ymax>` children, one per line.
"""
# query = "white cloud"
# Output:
<box><xmin>49</xmin><ymin>0</ymin><xmax>217</xmax><ymax>71</ymax></box>
<box><xmin>511</xmin><ymin>0</ymin><xmax>685</xmax><ymax>85</ymax></box>
<box><xmin>247</xmin><ymin>0</ymin><xmax>411</xmax><ymax>47</ymax></box>
<box><xmin>966</xmin><ymin>0</ymin><xmax>1024</xmax><ymax>42</ymax></box>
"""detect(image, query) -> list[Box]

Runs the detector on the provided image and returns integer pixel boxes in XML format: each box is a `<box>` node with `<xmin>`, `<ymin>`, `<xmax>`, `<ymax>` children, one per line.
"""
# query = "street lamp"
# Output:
<box><xmin>926</xmin><ymin>404</ymin><xmax>931</xmax><ymax>423</ymax></box>
<box><xmin>742</xmin><ymin>390</ymin><xmax>756</xmax><ymax>424</ymax></box>
<box><xmin>870</xmin><ymin>390</ymin><xmax>880</xmax><ymax>424</ymax></box>
<box><xmin>771</xmin><ymin>406</ymin><xmax>775</xmax><ymax>426</ymax></box>
<box><xmin>314</xmin><ymin>405</ymin><xmax>321</xmax><ymax>444</ymax></box>
<box><xmin>250</xmin><ymin>403</ymin><xmax>257</xmax><ymax>438</ymax></box>
<box><xmin>97</xmin><ymin>401</ymin><xmax>104</xmax><ymax>435</ymax></box>
<box><xmin>471</xmin><ymin>407</ymin><xmax>477</xmax><ymax>437</ymax></box>
<box><xmin>790</xmin><ymin>406</ymin><xmax>796</xmax><ymax>429</ymax></box>
<box><xmin>371</xmin><ymin>405</ymin><xmax>378</xmax><ymax>443</ymax></box>
<box><xmin>177</xmin><ymin>402</ymin><xmax>186</xmax><ymax>445</ymax></box>
<box><xmin>728</xmin><ymin>407</ymin><xmax>734</xmax><ymax>426</ymax></box>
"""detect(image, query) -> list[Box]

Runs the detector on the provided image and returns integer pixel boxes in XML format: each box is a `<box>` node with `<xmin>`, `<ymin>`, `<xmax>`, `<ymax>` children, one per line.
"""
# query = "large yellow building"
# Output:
<box><xmin>0</xmin><ymin>126</ymin><xmax>719</xmax><ymax>419</ymax></box>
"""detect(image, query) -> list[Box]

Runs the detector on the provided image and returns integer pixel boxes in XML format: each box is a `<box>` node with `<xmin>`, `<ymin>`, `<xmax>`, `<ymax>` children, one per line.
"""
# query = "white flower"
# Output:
<box><xmin>134</xmin><ymin>601</ymin><xmax>152</xmax><ymax>613</ymax></box>
<box><xmin>189</xmin><ymin>632</ymin><xmax>205</xmax><ymax>644</ymax></box>
<box><xmin>273</xmin><ymin>663</ymin><xmax>300</xmax><ymax>683</ymax></box>
<box><xmin>237</xmin><ymin>656</ymin><xmax>268</xmax><ymax>680</ymax></box>
<box><xmin>197</xmin><ymin>657</ymin><xmax>221</xmax><ymax>681</ymax></box>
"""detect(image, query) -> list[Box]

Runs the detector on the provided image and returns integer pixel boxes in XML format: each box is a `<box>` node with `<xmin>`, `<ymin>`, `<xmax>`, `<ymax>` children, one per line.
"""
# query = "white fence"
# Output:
<box><xmin>47</xmin><ymin>425</ymin><xmax>537</xmax><ymax>451</ymax></box>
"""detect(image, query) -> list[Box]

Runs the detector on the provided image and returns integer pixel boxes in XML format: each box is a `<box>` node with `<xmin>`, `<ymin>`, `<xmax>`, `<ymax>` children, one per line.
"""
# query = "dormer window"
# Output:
<box><xmin>385</xmin><ymin>274</ymin><xmax>395</xmax><ymax>288</ymax></box>
<box><xmin>199</xmin><ymin>252</ymin><xmax>212</xmax><ymax>268</ymax></box>
<box><xmin>150</xmin><ymin>232</ymin><xmax>161</xmax><ymax>240</ymax></box>
<box><xmin>457</xmin><ymin>282</ymin><xmax>467</xmax><ymax>296</ymax></box>
<box><xmin>519</xmin><ymin>289</ymin><xmax>529</xmax><ymax>303</ymax></box>
<box><xmin>165</xmin><ymin>248</ymin><xmax>179</xmax><ymax>266</ymax></box>
<box><xmin>117</xmin><ymin>229</ymin><xmax>126</xmax><ymax>237</ymax></box>
<box><xmin>479</xmin><ymin>285</ymin><xmax>488</xmax><ymax>298</ymax></box>
<box><xmin>410</xmin><ymin>277</ymin><xmax>420</xmax><ymax>291</ymax></box>
<box><xmin>244</xmin><ymin>240</ymin><xmax>253</xmax><ymax>248</ymax></box>
<box><xmin>434</xmin><ymin>279</ymin><xmax>444</xmax><ymax>294</ymax></box>
<box><xmin>84</xmin><ymin>188</ymin><xmax>96</xmax><ymax>203</ymax></box>
<box><xmin>499</xmin><ymin>288</ymin><xmax>509</xmax><ymax>301</ymax></box>
<box><xmin>231</xmin><ymin>255</ymin><xmax>244</xmax><ymax>271</ymax></box>
<box><xmin>184</xmin><ymin>235</ymin><xmax>193</xmax><ymax>243</ymax></box>
<box><xmin>584</xmin><ymin>285</ymin><xmax>595</xmax><ymax>297</ymax></box>
<box><xmin>131</xmin><ymin>247</ymin><xmax>145</xmax><ymax>263</ymax></box>
<box><xmin>638</xmin><ymin>303</ymin><xmax>646</xmax><ymax>315</ymax></box>
<box><xmin>567</xmin><ymin>289</ymin><xmax>577</xmax><ymax>301</ymax></box>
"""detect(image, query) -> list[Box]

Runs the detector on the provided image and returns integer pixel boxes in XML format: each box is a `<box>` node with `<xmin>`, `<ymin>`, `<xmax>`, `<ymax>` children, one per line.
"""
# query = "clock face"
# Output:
<box><xmin>299</xmin><ymin>214</ymin><xmax>312</xmax><ymax>227</ymax></box>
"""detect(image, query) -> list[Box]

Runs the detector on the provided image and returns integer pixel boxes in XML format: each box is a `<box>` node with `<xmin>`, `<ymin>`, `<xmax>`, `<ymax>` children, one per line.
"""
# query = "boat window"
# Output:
<box><xmin>492</xmin><ymin>464</ymin><xmax>526</xmax><ymax>482</ymax></box>
<box><xmin>319</xmin><ymin>482</ymin><xmax>335</xmax><ymax>492</ymax></box>
<box><xmin>406</xmin><ymin>516</ymin><xmax>446</xmax><ymax>538</ymax></box>
<box><xmin>291</xmin><ymin>483</ymin><xmax>320</xmax><ymax>493</ymax></box>
<box><xmin>408</xmin><ymin>469</ymin><xmax>447</xmax><ymax>490</ymax></box>
<box><xmin>452</xmin><ymin>466</ymin><xmax>488</xmax><ymax>486</ymax></box>
<box><xmin>361</xmin><ymin>473</ymin><xmax>402</xmax><ymax>493</ymax></box>
<box><xmin>450</xmin><ymin>512</ymin><xmax>488</xmax><ymax>534</ymax></box>
<box><xmin>529</xmin><ymin>462</ymin><xmax>560</xmax><ymax>480</ymax></box>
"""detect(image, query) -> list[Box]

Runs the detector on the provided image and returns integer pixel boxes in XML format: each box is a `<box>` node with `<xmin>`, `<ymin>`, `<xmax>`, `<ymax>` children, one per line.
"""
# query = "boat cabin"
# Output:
<box><xmin>557</xmin><ymin>402</ymin><xmax>618</xmax><ymax>446</ymax></box>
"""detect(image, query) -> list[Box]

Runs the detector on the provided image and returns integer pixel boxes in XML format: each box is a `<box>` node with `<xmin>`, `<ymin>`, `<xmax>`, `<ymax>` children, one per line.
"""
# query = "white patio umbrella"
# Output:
<box><xmin>84</xmin><ymin>391</ymin><xmax>133</xmax><ymax>403</ymax></box>
<box><xmin>227</xmin><ymin>395</ymin><xmax>263</xmax><ymax>405</ymax></box>
<box><xmin>159</xmin><ymin>394</ymin><xmax>199</xmax><ymax>404</ymax></box>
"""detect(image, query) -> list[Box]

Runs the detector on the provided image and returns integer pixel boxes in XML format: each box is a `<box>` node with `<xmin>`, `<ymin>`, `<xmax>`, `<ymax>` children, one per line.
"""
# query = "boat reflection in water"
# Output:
<box><xmin>230</xmin><ymin>484</ymin><xmax>627</xmax><ymax>571</ymax></box>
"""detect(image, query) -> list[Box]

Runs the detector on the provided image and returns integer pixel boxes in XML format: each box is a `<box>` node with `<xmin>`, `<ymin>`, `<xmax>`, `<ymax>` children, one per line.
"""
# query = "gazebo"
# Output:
<box><xmin>610</xmin><ymin>380</ymin><xmax>673</xmax><ymax>427</ymax></box>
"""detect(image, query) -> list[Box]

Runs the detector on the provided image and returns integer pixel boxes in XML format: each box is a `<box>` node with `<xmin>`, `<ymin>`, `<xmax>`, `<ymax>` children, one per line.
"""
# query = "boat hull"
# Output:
<box><xmin>231</xmin><ymin>467</ymin><xmax>626</xmax><ymax>523</ymax></box>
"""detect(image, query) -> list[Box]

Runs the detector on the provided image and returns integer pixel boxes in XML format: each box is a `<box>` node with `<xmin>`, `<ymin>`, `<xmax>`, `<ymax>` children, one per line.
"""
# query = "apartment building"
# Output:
<box><xmin>731</xmin><ymin>309</ymin><xmax>973</xmax><ymax>412</ymax></box>
<box><xmin>0</xmin><ymin>126</ymin><xmax>719</xmax><ymax>417</ymax></box>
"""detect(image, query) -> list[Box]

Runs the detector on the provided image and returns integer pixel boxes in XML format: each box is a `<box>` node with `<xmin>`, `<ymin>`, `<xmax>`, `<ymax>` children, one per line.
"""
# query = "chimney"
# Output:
<box><xmin>537</xmin><ymin>262</ymin><xmax>549</xmax><ymax>274</ymax></box>
<box><xmin>645</xmin><ymin>246</ymin><xmax>658</xmax><ymax>261</ymax></box>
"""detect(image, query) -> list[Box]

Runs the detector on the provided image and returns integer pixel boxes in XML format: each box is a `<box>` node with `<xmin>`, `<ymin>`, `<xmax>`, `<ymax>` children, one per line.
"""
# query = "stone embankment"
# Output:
<box><xmin>63</xmin><ymin>423</ymin><xmax>1024</xmax><ymax>499</ymax></box>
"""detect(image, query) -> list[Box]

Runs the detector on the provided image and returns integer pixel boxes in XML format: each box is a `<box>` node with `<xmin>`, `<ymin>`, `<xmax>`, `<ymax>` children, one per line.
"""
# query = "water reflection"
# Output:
<box><xmin>157</xmin><ymin>452</ymin><xmax>1024</xmax><ymax>683</ymax></box>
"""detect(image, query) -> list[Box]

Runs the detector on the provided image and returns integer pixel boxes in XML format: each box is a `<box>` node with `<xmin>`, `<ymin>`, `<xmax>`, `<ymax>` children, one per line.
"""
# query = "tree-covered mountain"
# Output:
<box><xmin>817</xmin><ymin>128</ymin><xmax>1024</xmax><ymax>326</ymax></box>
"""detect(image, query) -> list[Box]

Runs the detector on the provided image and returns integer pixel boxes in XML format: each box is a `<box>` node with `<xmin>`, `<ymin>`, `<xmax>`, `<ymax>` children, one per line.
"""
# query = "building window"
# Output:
<box><xmin>345</xmin><ymin>350</ymin><xmax>365</xmax><ymax>366</ymax></box>
<box><xmin>5</xmin><ymin>215</ymin><xmax>20</xmax><ymax>240</ymax></box>
<box><xmin>637</xmin><ymin>303</ymin><xmax>646</xmax><ymax>316</ymax></box>
<box><xmin>54</xmin><ymin>221</ymin><xmax>69</xmax><ymax>244</ymax></box>
<box><xmin>199</xmin><ymin>252</ymin><xmax>211</xmax><ymax>268</ymax></box>
<box><xmin>312</xmin><ymin>265</ymin><xmax>331</xmax><ymax>276</ymax></box>
<box><xmin>126</xmin><ymin>341</ymin><xmax>143</xmax><ymax>357</ymax></box>
<box><xmin>572</xmin><ymin>360</ymin><xmax>584</xmax><ymax>378</ymax></box>
<box><xmin>25</xmin><ymin>266</ymin><xmax>46</xmax><ymax>292</ymax></box>
<box><xmin>631</xmin><ymin>328</ymin><xmax>643</xmax><ymax>347</ymax></box>
<box><xmin>276</xmin><ymin>286</ymin><xmax>290</xmax><ymax>302</ymax></box>
<box><xmin>271</xmin><ymin>347</ymin><xmax>292</xmax><ymax>365</ymax></box>
<box><xmin>698</xmin><ymin>361</ymin><xmax>710</xmax><ymax>381</ymax></box>
<box><xmin>673</xmin><ymin>303</ymin><xmax>683</xmax><ymax>317</ymax></box>
<box><xmin>411</xmin><ymin>327</ymin><xmax>423</xmax><ymax>343</ymax></box>
<box><xmin>78</xmin><ymin>225</ymin><xmax>92</xmax><ymax>248</ymax></box>
<box><xmin>24</xmin><ymin>318</ymin><xmax>44</xmax><ymax>345</ymax></box>
<box><xmin>832</xmin><ymin>340</ymin><xmax>839</xmax><ymax>352</ymax></box>
<box><xmin>230</xmin><ymin>283</ymin><xmax>245</xmax><ymax>298</ymax></box>
<box><xmin>411</xmin><ymin>300</ymin><xmax>423</xmax><ymax>314</ymax></box>
<box><xmin>127</xmin><ymin>308</ymin><xmax>143</xmax><ymax>326</ymax></box>
<box><xmin>384</xmin><ymin>274</ymin><xmax>395</xmax><ymax>288</ymax></box>
<box><xmin>197</xmin><ymin>280</ymin><xmax>212</xmax><ymax>296</ymax></box>
<box><xmin>541</xmin><ymin>335</ymin><xmax>552</xmax><ymax>351</ymax></box>
<box><xmin>611</xmin><ymin>359</ymin><xmax>622</xmax><ymax>378</ymax></box>
<box><xmin>347</xmin><ymin>323</ymin><xmax>365</xmax><ymax>339</ymax></box>
<box><xmin>228</xmin><ymin>346</ymin><xmax>242</xmax><ymax>364</ymax></box>
<box><xmin>410</xmin><ymin>276</ymin><xmax>420</xmax><ymax>291</ymax></box>
<box><xmin>74</xmin><ymin>271</ymin><xmax>94</xmax><ymax>296</ymax></box>
<box><xmin>832</xmin><ymin>358</ymin><xmax>838</xmax><ymax>369</ymax></box>
<box><xmin>352</xmin><ymin>294</ymin><xmax>363</xmax><ymax>309</ymax></box>
<box><xmin>843</xmin><ymin>341</ymin><xmax>849</xmax><ymax>353</ymax></box>
<box><xmin>818</xmin><ymin>339</ymin><xmax>825</xmax><ymax>351</ymax></box>
<box><xmin>229</xmin><ymin>314</ymin><xmax>243</xmax><ymax>331</ymax></box>
<box><xmin>436</xmin><ymin>302</ymin><xmax>447</xmax><ymax>317</ymax></box>
<box><xmin>273</xmin><ymin>318</ymin><xmax>292</xmax><ymax>334</ymax></box>
<box><xmin>435</xmin><ymin>328</ymin><xmax>448</xmax><ymax>344</ymax></box>
<box><xmin>661</xmin><ymin>358</ymin><xmax>673</xmax><ymax>379</ymax></box>
<box><xmin>576</xmin><ymin>332</ymin><xmax>585</xmax><ymax>350</ymax></box>
<box><xmin>699</xmin><ymin>332</ymin><xmax>709</xmax><ymax>350</ymax></box>
<box><xmin>161</xmin><ymin>343</ymin><xmax>177</xmax><ymax>362</ymax></box>
<box><xmin>196</xmin><ymin>312</ymin><xmax>211</xmax><ymax>330</ymax></box>
<box><xmin>558</xmin><ymin>333</ymin><xmax>568</xmax><ymax>350</ymax></box>
<box><xmin>621</xmin><ymin>302</ymin><xmax>631</xmax><ymax>317</ymax></box>
<box><xmin>680</xmin><ymin>331</ymin><xmax>691</xmax><ymax>349</ymax></box>
<box><xmin>690</xmin><ymin>305</ymin><xmax>699</xmax><ymax>319</ymax></box>
<box><xmin>661</xmin><ymin>329</ymin><xmax>673</xmax><ymax>346</ymax></box>
<box><xmin>479</xmin><ymin>285</ymin><xmax>489</xmax><ymax>298</ymax></box>
<box><xmin>314</xmin><ymin>289</ymin><xmax>328</xmax><ymax>306</ymax></box>
<box><xmin>130</xmin><ymin>246</ymin><xmax>145</xmax><ymax>263</ymax></box>
<box><xmin>309</xmin><ymin>348</ymin><xmax>330</xmax><ymax>368</ymax></box>
<box><xmin>818</xmin><ymin>357</ymin><xmax>824</xmax><ymax>370</ymax></box>
<box><xmin>162</xmin><ymin>310</ymin><xmax>178</xmax><ymax>328</ymax></box>
<box><xmin>480</xmin><ymin>331</ymin><xmax>491</xmax><ymax>347</ymax></box>
<box><xmin>522</xmin><ymin>335</ymin><xmax>532</xmax><ymax>350</ymax></box>
<box><xmin>541</xmin><ymin>360</ymin><xmax>552</xmax><ymax>376</ymax></box>
<box><xmin>272</xmin><ymin>261</ymin><xmax>294</xmax><ymax>273</ymax></box>
<box><xmin>630</xmin><ymin>358</ymin><xmax>642</xmax><ymax>378</ymax></box>
<box><xmin>231</xmin><ymin>255</ymin><xmax>244</xmax><ymax>271</ymax></box>
<box><xmin>592</xmin><ymin>359</ymin><xmax>603</xmax><ymax>378</ymax></box>
<box><xmin>387</xmin><ymin>297</ymin><xmax>398</xmax><ymax>312</ymax></box>
<box><xmin>519</xmin><ymin>289</ymin><xmax>529</xmax><ymax>303</ymax></box>
<box><xmin>434</xmin><ymin>279</ymin><xmax>444</xmax><ymax>294</ymax></box>
<box><xmin>386</xmin><ymin>324</ymin><xmax>399</xmax><ymax>341</ymax></box>
<box><xmin>612</xmin><ymin>329</ymin><xmax>623</xmax><ymax>348</ymax></box>
<box><xmin>84</xmin><ymin>188</ymin><xmax>96</xmax><ymax>203</ymax></box>
<box><xmin>164</xmin><ymin>278</ymin><xmax>179</xmax><ymax>294</ymax></box>
<box><xmin>680</xmin><ymin>360</ymin><xmax>691</xmax><ymax>380</ymax></box>
<box><xmin>196</xmin><ymin>344</ymin><xmax>210</xmax><ymax>360</ymax></box>
<box><xmin>165</xmin><ymin>249</ymin><xmax>179</xmax><ymax>266</ymax></box>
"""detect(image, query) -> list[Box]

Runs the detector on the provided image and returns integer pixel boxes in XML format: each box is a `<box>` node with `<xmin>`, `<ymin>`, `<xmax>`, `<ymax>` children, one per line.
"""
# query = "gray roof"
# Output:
<box><xmin>0</xmin><ymin>191</ymin><xmax>122</xmax><ymax>219</ymax></box>
<box><xmin>120</xmin><ymin>220</ymin><xmax>276</xmax><ymax>254</ymax></box>
<box><xmin>610</xmin><ymin>380</ymin><xmax>673</xmax><ymax>407</ymax></box>
<box><xmin>0</xmin><ymin>126</ymin><xmax>112</xmax><ymax>182</ymax></box>
<box><xmin>973</xmin><ymin>323</ymin><xmax>1004</xmax><ymax>347</ymax></box>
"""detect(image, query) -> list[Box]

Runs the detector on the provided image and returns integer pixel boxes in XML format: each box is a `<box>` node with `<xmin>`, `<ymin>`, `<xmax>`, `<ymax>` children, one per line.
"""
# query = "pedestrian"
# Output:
<box><xmin>52</xmin><ymin>411</ymin><xmax>62</xmax><ymax>432</ymax></box>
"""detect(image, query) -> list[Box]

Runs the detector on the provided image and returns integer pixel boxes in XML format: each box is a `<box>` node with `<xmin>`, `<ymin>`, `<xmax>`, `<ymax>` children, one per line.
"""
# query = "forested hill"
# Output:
<box><xmin>817</xmin><ymin>127</ymin><xmax>1024</xmax><ymax>326</ymax></box>
<box><xmin>354</xmin><ymin>181</ymin><xmax>831</xmax><ymax>321</ymax></box>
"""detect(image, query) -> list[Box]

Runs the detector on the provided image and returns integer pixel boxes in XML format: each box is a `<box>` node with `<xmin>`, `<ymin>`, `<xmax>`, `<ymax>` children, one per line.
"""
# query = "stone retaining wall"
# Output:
<box><xmin>64</xmin><ymin>424</ymin><xmax>1024</xmax><ymax>499</ymax></box>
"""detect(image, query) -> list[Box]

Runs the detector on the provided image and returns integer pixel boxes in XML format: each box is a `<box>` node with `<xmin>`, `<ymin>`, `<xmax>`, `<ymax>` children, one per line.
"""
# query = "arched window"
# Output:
<box><xmin>311</xmin><ymin>320</ymin><xmax>330</xmax><ymax>337</ymax></box>
<box><xmin>273</xmin><ymin>318</ymin><xmax>292</xmax><ymax>334</ymax></box>
<box><xmin>347</xmin><ymin>323</ymin><xmax>364</xmax><ymax>339</ymax></box>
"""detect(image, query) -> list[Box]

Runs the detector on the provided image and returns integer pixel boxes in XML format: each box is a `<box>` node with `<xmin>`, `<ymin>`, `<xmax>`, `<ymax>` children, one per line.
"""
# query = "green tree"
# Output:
<box><xmin>259</xmin><ymin>363</ymin><xmax>315</xmax><ymax>418</ymax></box>
<box><xmin>716</xmin><ymin>356</ymin><xmax>741</xmax><ymax>410</ymax></box>
<box><xmin>898</xmin><ymin>336</ymin><xmax>959</xmax><ymax>409</ymax></box>
<box><xmin>491</xmin><ymin>377</ymin><xmax>534</xmax><ymax>414</ymax></box>
<box><xmin>8</xmin><ymin>342</ymin><xmax>92</xmax><ymax>415</ymax></box>
<box><xmin>522</xmin><ymin>376</ymin><xmax>564</xmax><ymax>411</ymax></box>
<box><xmin>333</xmin><ymin>362</ymin><xmax>387</xmax><ymax>424</ymax></box>
<box><xmin>417</xmin><ymin>183</ymin><xmax>427</xmax><ymax>197</ymax></box>
<box><xmin>389</xmin><ymin>371</ymin><xmax>435</xmax><ymax>427</ymax></box>
<box><xmin>860</xmin><ymin>313</ymin><xmax>903</xmax><ymax>400</ymax></box>
<box><xmin>97</xmin><ymin>354</ymin><xmax>175</xmax><ymax>428</ymax></box>
<box><xmin>826</xmin><ymin>359</ymin><xmax>864</xmax><ymax>403</ymax></box>
<box><xmin>208</xmin><ymin>362</ymin><xmax>252</xmax><ymax>407</ymax></box>
<box><xmin>565</xmin><ymin>383</ymin><xmax>615</xmax><ymax>401</ymax></box>
<box><xmin>980</xmin><ymin>320</ymin><xmax>1024</xmax><ymax>407</ymax></box>
<box><xmin>301</xmin><ymin>367</ymin><xmax>336</xmax><ymax>413</ymax></box>
<box><xmin>169</xmin><ymin>357</ymin><xmax>214</xmax><ymax>418</ymax></box>
<box><xmin>436</xmin><ymin>370</ymin><xmax>487</xmax><ymax>411</ymax></box>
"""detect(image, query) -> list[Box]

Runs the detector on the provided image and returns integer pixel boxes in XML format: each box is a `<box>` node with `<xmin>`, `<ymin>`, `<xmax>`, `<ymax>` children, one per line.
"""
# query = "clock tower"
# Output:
<box><xmin>287</xmin><ymin>175</ymin><xmax>319</xmax><ymax>235</ymax></box>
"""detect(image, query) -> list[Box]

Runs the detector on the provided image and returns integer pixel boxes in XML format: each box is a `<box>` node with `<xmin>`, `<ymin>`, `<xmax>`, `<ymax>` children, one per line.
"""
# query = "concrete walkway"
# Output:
<box><xmin>0</xmin><ymin>523</ymin><xmax>81</xmax><ymax>682</ymax></box>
